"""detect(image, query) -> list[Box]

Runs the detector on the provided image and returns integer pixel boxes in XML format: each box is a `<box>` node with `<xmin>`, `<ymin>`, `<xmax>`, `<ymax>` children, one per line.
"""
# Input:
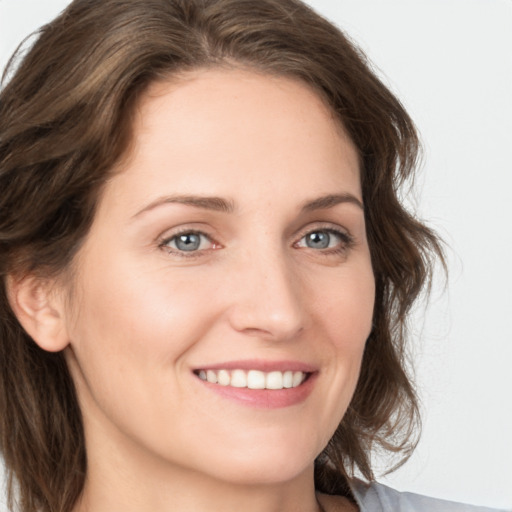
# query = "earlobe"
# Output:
<box><xmin>6</xmin><ymin>274</ymin><xmax>70</xmax><ymax>352</ymax></box>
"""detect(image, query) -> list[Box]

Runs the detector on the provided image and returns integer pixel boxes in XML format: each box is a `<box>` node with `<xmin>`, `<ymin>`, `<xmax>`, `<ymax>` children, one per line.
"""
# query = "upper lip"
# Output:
<box><xmin>192</xmin><ymin>359</ymin><xmax>317</xmax><ymax>373</ymax></box>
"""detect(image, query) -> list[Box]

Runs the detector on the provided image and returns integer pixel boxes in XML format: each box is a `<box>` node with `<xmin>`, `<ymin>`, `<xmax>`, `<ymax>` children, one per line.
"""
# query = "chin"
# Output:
<box><xmin>180</xmin><ymin>431</ymin><xmax>322</xmax><ymax>486</ymax></box>
<box><xmin>206</xmin><ymin>455</ymin><xmax>314</xmax><ymax>487</ymax></box>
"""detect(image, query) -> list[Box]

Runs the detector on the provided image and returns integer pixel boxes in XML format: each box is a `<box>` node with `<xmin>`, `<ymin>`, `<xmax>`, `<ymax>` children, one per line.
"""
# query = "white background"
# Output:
<box><xmin>1</xmin><ymin>0</ymin><xmax>511</xmax><ymax>509</ymax></box>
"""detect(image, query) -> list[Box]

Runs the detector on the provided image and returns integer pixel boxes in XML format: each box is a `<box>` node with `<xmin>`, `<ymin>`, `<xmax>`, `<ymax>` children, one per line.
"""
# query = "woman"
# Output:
<box><xmin>0</xmin><ymin>1</ymin><xmax>506</xmax><ymax>511</ymax></box>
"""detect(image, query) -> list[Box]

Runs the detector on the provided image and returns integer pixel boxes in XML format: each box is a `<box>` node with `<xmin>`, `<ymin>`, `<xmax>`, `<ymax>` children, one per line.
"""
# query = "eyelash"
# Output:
<box><xmin>159</xmin><ymin>229</ymin><xmax>216</xmax><ymax>259</ymax></box>
<box><xmin>158</xmin><ymin>226</ymin><xmax>354</xmax><ymax>259</ymax></box>
<box><xmin>294</xmin><ymin>227</ymin><xmax>355</xmax><ymax>256</ymax></box>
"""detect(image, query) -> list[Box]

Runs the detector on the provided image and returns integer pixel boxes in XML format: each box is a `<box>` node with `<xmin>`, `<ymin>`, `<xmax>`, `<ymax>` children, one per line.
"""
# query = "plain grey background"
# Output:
<box><xmin>1</xmin><ymin>0</ymin><xmax>511</xmax><ymax>509</ymax></box>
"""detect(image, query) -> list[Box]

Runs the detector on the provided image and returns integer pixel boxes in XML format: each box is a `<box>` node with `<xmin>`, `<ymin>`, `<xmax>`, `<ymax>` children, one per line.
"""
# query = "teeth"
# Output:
<box><xmin>206</xmin><ymin>370</ymin><xmax>218</xmax><ymax>384</ymax></box>
<box><xmin>230</xmin><ymin>369</ymin><xmax>247</xmax><ymax>388</ymax></box>
<box><xmin>283</xmin><ymin>371</ymin><xmax>293</xmax><ymax>388</ymax></box>
<box><xmin>196</xmin><ymin>369</ymin><xmax>308</xmax><ymax>390</ymax></box>
<box><xmin>217</xmin><ymin>369</ymin><xmax>230</xmax><ymax>386</ymax></box>
<box><xmin>247</xmin><ymin>370</ymin><xmax>265</xmax><ymax>389</ymax></box>
<box><xmin>266</xmin><ymin>371</ymin><xmax>283</xmax><ymax>390</ymax></box>
<box><xmin>292</xmin><ymin>371</ymin><xmax>304</xmax><ymax>387</ymax></box>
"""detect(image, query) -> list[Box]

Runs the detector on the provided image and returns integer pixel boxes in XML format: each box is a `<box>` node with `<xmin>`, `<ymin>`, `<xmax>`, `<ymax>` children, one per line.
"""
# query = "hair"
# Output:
<box><xmin>0</xmin><ymin>0</ymin><xmax>444</xmax><ymax>510</ymax></box>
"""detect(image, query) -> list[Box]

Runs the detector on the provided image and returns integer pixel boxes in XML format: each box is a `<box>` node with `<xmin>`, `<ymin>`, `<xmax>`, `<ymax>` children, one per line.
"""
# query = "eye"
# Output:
<box><xmin>303</xmin><ymin>231</ymin><xmax>334</xmax><ymax>249</ymax></box>
<box><xmin>295</xmin><ymin>228</ymin><xmax>352</xmax><ymax>252</ymax></box>
<box><xmin>161</xmin><ymin>231</ymin><xmax>214</xmax><ymax>253</ymax></box>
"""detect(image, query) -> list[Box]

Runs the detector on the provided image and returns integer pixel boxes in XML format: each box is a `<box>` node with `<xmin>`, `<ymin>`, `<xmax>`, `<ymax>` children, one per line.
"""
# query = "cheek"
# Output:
<box><xmin>70</xmin><ymin>258</ymin><xmax>220</xmax><ymax>360</ymax></box>
<box><xmin>64</xmin><ymin>261</ymin><xmax>220</xmax><ymax>441</ymax></box>
<box><xmin>309</xmin><ymin>262</ymin><xmax>374</xmax><ymax>424</ymax></box>
<box><xmin>312</xmin><ymin>260</ymin><xmax>375</xmax><ymax>343</ymax></box>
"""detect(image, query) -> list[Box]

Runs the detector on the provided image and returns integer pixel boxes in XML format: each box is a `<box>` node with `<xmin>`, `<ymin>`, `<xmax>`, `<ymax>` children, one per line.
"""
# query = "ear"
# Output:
<box><xmin>6</xmin><ymin>274</ymin><xmax>69</xmax><ymax>352</ymax></box>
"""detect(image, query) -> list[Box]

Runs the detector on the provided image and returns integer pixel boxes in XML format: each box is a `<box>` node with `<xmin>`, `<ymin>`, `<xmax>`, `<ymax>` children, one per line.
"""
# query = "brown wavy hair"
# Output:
<box><xmin>0</xmin><ymin>0</ymin><xmax>443</xmax><ymax>510</ymax></box>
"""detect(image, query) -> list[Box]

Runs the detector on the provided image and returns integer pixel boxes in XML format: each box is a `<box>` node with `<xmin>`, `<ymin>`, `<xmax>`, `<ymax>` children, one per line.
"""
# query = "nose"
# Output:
<box><xmin>226</xmin><ymin>250</ymin><xmax>305</xmax><ymax>342</ymax></box>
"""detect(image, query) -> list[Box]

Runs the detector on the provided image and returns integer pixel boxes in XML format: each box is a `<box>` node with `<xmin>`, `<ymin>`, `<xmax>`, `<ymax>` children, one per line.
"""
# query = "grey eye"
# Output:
<box><xmin>304</xmin><ymin>231</ymin><xmax>332</xmax><ymax>249</ymax></box>
<box><xmin>173</xmin><ymin>233</ymin><xmax>203</xmax><ymax>251</ymax></box>
<box><xmin>161</xmin><ymin>231</ymin><xmax>216</xmax><ymax>256</ymax></box>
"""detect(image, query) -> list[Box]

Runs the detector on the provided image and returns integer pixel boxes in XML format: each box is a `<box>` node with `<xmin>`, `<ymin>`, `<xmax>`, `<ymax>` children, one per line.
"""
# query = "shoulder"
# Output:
<box><xmin>348</xmin><ymin>480</ymin><xmax>508</xmax><ymax>512</ymax></box>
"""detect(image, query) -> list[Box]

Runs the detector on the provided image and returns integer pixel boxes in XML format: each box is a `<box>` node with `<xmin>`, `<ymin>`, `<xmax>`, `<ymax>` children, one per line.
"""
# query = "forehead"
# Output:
<box><xmin>102</xmin><ymin>68</ymin><xmax>361</xmax><ymax>215</ymax></box>
<box><xmin>138</xmin><ymin>67</ymin><xmax>343</xmax><ymax>131</ymax></box>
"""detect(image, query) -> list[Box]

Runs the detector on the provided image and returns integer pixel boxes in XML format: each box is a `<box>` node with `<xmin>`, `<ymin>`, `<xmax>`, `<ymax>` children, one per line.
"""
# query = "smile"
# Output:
<box><xmin>195</xmin><ymin>369</ymin><xmax>309</xmax><ymax>390</ymax></box>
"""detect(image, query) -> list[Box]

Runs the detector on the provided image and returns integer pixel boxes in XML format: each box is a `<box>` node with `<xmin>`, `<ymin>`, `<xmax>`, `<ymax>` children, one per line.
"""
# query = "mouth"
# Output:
<box><xmin>193</xmin><ymin>369</ymin><xmax>310</xmax><ymax>390</ymax></box>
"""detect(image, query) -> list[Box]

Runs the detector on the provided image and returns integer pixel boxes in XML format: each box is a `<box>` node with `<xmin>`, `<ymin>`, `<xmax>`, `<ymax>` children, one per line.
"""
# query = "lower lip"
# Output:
<box><xmin>195</xmin><ymin>373</ymin><xmax>317</xmax><ymax>409</ymax></box>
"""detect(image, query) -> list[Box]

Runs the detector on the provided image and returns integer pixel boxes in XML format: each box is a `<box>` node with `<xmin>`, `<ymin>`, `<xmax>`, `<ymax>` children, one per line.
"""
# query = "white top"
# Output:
<box><xmin>349</xmin><ymin>481</ymin><xmax>510</xmax><ymax>512</ymax></box>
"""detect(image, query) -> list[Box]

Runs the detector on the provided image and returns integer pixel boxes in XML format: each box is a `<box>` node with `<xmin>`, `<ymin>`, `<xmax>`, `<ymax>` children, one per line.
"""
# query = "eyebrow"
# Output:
<box><xmin>132</xmin><ymin>192</ymin><xmax>363</xmax><ymax>219</ymax></box>
<box><xmin>132</xmin><ymin>195</ymin><xmax>235</xmax><ymax>218</ymax></box>
<box><xmin>300</xmin><ymin>193</ymin><xmax>363</xmax><ymax>212</ymax></box>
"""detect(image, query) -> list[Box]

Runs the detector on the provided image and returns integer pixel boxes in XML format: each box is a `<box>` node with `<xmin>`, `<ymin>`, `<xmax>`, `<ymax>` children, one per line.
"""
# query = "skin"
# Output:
<box><xmin>18</xmin><ymin>68</ymin><xmax>375</xmax><ymax>511</ymax></box>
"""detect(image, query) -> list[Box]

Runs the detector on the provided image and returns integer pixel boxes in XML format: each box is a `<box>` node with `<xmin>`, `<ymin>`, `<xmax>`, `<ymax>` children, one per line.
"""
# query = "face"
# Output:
<box><xmin>61</xmin><ymin>69</ymin><xmax>375</xmax><ymax>485</ymax></box>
